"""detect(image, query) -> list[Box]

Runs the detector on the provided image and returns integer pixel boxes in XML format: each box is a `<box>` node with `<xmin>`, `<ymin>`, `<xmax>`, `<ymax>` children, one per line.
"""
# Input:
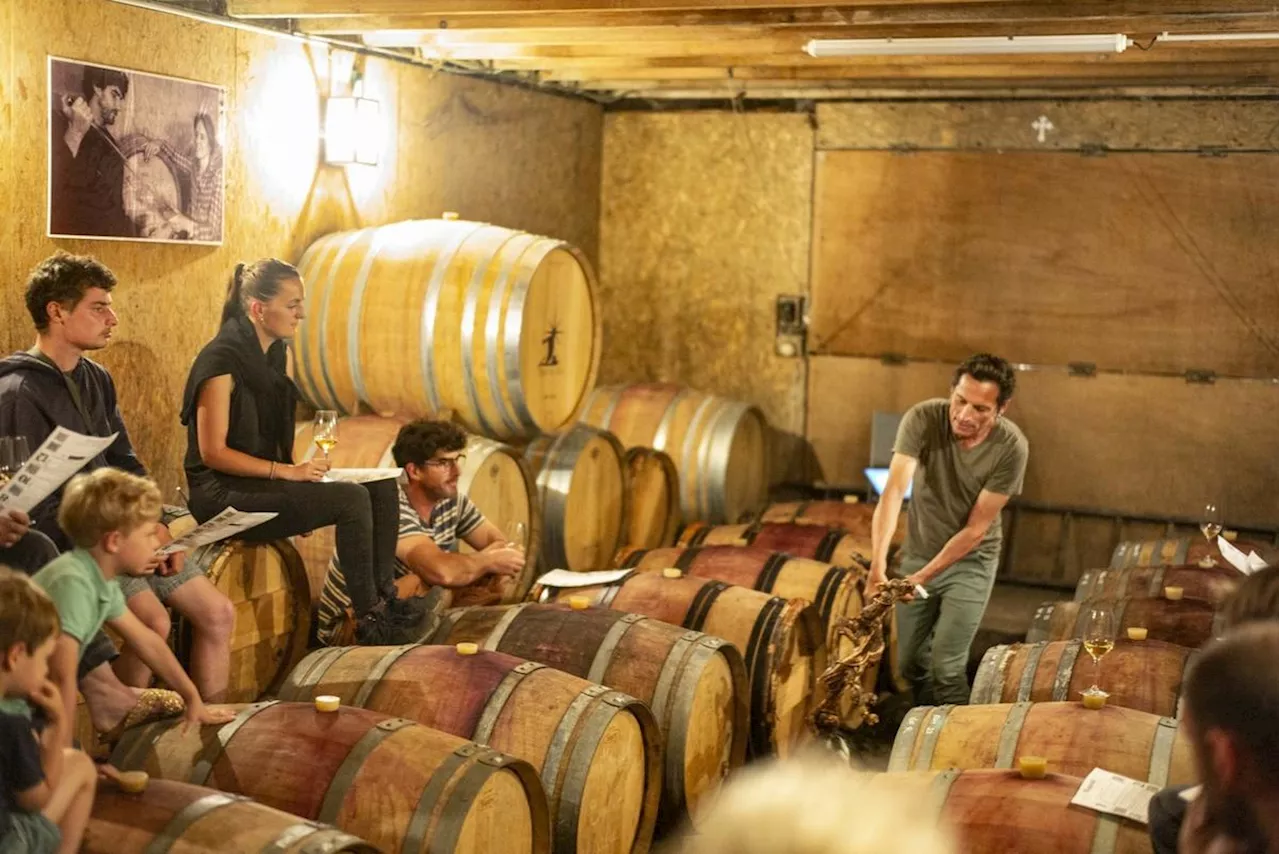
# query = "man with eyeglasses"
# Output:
<box><xmin>315</xmin><ymin>419</ymin><xmax>526</xmax><ymax>645</ymax></box>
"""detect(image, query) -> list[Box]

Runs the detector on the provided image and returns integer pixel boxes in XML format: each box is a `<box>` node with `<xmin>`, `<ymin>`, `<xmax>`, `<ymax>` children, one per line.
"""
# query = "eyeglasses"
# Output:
<box><xmin>423</xmin><ymin>454</ymin><xmax>466</xmax><ymax>471</ymax></box>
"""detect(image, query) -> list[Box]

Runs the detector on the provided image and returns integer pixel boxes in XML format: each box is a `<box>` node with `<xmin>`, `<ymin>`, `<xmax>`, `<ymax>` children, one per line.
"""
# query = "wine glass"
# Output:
<box><xmin>312</xmin><ymin>411</ymin><xmax>338</xmax><ymax>482</ymax></box>
<box><xmin>0</xmin><ymin>438</ymin><xmax>13</xmax><ymax>486</ymax></box>
<box><xmin>1199</xmin><ymin>502</ymin><xmax>1224</xmax><ymax>567</ymax></box>
<box><xmin>11</xmin><ymin>437</ymin><xmax>29</xmax><ymax>475</ymax></box>
<box><xmin>506</xmin><ymin>521</ymin><xmax>527</xmax><ymax>550</ymax></box>
<box><xmin>1082</xmin><ymin>605</ymin><xmax>1116</xmax><ymax>695</ymax></box>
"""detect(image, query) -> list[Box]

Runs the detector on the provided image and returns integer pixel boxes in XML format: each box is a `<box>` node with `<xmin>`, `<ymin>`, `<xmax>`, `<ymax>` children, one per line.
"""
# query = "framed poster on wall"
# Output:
<box><xmin>47</xmin><ymin>56</ymin><xmax>227</xmax><ymax>245</ymax></box>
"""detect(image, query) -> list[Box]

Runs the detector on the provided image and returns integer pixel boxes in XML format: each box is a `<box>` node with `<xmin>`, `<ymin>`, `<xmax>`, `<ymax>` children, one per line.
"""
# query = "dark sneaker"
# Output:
<box><xmin>389</xmin><ymin>588</ymin><xmax>447</xmax><ymax>642</ymax></box>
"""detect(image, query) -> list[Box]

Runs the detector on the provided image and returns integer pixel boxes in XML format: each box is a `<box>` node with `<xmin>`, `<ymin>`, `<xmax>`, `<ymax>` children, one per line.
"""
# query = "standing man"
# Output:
<box><xmin>51</xmin><ymin>66</ymin><xmax>134</xmax><ymax>238</ymax></box>
<box><xmin>0</xmin><ymin>252</ymin><xmax>235</xmax><ymax>705</ymax></box>
<box><xmin>316</xmin><ymin>419</ymin><xmax>526</xmax><ymax>646</ymax></box>
<box><xmin>866</xmin><ymin>353</ymin><xmax>1029</xmax><ymax>705</ymax></box>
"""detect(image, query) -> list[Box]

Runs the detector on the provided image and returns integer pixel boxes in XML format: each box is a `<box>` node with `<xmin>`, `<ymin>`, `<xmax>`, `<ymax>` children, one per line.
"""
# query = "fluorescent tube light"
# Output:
<box><xmin>804</xmin><ymin>34</ymin><xmax>1131</xmax><ymax>58</ymax></box>
<box><xmin>1157</xmin><ymin>31</ymin><xmax>1280</xmax><ymax>42</ymax></box>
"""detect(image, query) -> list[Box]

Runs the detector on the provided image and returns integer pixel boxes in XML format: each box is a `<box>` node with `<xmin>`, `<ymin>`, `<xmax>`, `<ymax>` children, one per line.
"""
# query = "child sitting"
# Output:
<box><xmin>0</xmin><ymin>568</ymin><xmax>97</xmax><ymax>854</ymax></box>
<box><xmin>32</xmin><ymin>468</ymin><xmax>234</xmax><ymax>747</ymax></box>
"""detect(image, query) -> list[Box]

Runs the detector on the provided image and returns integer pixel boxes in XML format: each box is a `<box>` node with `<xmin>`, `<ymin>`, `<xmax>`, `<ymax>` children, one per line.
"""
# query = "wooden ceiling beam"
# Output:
<box><xmin>230</xmin><ymin>0</ymin><xmax>1280</xmax><ymax>20</ymax></box>
<box><xmin>574</xmin><ymin>82</ymin><xmax>1279</xmax><ymax>97</ymax></box>
<box><xmin>538</xmin><ymin>59</ymin><xmax>1279</xmax><ymax>82</ymax></box>
<box><xmin>478</xmin><ymin>46</ymin><xmax>1278</xmax><ymax>69</ymax></box>
<box><xmin>359</xmin><ymin>16</ymin><xmax>1278</xmax><ymax>47</ymax></box>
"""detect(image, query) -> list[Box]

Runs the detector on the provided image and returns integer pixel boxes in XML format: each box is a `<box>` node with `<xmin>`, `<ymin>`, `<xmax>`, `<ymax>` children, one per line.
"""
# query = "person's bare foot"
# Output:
<box><xmin>80</xmin><ymin>664</ymin><xmax>144</xmax><ymax>733</ymax></box>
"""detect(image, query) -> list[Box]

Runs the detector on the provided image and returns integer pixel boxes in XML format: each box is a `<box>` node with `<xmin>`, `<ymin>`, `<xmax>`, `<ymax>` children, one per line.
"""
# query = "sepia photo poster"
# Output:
<box><xmin>48</xmin><ymin>56</ymin><xmax>227</xmax><ymax>244</ymax></box>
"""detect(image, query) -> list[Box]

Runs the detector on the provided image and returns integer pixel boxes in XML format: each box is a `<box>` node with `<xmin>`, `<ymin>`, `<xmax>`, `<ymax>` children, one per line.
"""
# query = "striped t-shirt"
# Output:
<box><xmin>316</xmin><ymin>479</ymin><xmax>485</xmax><ymax>644</ymax></box>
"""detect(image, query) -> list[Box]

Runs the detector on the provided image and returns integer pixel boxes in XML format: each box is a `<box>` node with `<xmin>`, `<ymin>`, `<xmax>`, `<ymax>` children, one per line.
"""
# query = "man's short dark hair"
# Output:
<box><xmin>25</xmin><ymin>252</ymin><xmax>117</xmax><ymax>332</ymax></box>
<box><xmin>1221</xmin><ymin>565</ymin><xmax>1278</xmax><ymax>630</ymax></box>
<box><xmin>953</xmin><ymin>353</ymin><xmax>1016</xmax><ymax>406</ymax></box>
<box><xmin>1183</xmin><ymin>622</ymin><xmax>1278</xmax><ymax>782</ymax></box>
<box><xmin>392</xmin><ymin>419</ymin><xmax>468</xmax><ymax>468</ymax></box>
<box><xmin>81</xmin><ymin>66</ymin><xmax>129</xmax><ymax>101</ymax></box>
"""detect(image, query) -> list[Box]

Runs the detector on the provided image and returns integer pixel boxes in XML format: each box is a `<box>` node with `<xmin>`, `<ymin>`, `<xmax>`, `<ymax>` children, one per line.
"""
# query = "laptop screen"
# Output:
<box><xmin>865</xmin><ymin>467</ymin><xmax>913</xmax><ymax>500</ymax></box>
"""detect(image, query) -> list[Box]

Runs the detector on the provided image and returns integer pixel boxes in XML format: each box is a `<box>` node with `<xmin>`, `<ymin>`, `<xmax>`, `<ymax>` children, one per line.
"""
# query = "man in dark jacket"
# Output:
<box><xmin>0</xmin><ymin>253</ymin><xmax>234</xmax><ymax>724</ymax></box>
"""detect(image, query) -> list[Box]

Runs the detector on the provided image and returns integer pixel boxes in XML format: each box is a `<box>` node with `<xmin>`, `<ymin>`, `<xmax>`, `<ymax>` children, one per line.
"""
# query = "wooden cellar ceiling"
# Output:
<box><xmin>220</xmin><ymin>1</ymin><xmax>1279</xmax><ymax>102</ymax></box>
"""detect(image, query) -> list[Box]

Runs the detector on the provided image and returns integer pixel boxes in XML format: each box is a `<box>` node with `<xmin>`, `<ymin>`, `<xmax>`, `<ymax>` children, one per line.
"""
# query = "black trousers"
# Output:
<box><xmin>1148</xmin><ymin>785</ymin><xmax>1190</xmax><ymax>854</ymax></box>
<box><xmin>0</xmin><ymin>530</ymin><xmax>117</xmax><ymax>678</ymax></box>
<box><xmin>190</xmin><ymin>476</ymin><xmax>399</xmax><ymax>617</ymax></box>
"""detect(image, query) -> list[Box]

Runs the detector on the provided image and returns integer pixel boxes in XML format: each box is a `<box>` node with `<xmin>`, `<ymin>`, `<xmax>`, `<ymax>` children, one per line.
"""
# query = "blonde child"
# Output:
<box><xmin>32</xmin><ymin>468</ymin><xmax>233</xmax><ymax>746</ymax></box>
<box><xmin>0</xmin><ymin>569</ymin><xmax>96</xmax><ymax>854</ymax></box>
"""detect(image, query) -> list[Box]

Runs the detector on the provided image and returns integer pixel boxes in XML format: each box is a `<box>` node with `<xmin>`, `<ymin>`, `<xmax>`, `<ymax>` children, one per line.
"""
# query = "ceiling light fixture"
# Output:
<box><xmin>804</xmin><ymin>34</ymin><xmax>1132</xmax><ymax>57</ymax></box>
<box><xmin>1156</xmin><ymin>31</ymin><xmax>1280</xmax><ymax>42</ymax></box>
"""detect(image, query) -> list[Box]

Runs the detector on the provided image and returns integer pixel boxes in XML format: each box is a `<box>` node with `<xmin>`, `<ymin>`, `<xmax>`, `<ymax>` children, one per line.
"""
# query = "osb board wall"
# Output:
<box><xmin>809</xmin><ymin>150</ymin><xmax>1279</xmax><ymax>377</ymax></box>
<box><xmin>816</xmin><ymin>99</ymin><xmax>1280</xmax><ymax>151</ymax></box>
<box><xmin>806</xmin><ymin>356</ymin><xmax>1278</xmax><ymax>530</ymax></box>
<box><xmin>0</xmin><ymin>0</ymin><xmax>602</xmax><ymax>499</ymax></box>
<box><xmin>599</xmin><ymin>112</ymin><xmax>812</xmax><ymax>484</ymax></box>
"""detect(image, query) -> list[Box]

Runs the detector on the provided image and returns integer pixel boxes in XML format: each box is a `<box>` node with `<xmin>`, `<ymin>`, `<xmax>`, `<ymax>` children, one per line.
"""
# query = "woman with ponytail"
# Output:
<box><xmin>180</xmin><ymin>259</ymin><xmax>433</xmax><ymax>645</ymax></box>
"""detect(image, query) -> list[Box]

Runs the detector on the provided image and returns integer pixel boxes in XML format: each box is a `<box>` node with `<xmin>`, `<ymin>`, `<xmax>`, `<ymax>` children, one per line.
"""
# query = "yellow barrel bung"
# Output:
<box><xmin>1081</xmin><ymin>691</ymin><xmax>1108</xmax><ymax>710</ymax></box>
<box><xmin>662</xmin><ymin>568</ymin><xmax>683</xmax><ymax>579</ymax></box>
<box><xmin>1126</xmin><ymin>627</ymin><xmax>1148</xmax><ymax>641</ymax></box>
<box><xmin>314</xmin><ymin>695</ymin><xmax>340</xmax><ymax>713</ymax></box>
<box><xmin>1164</xmin><ymin>587</ymin><xmax>1184</xmax><ymax>601</ymax></box>
<box><xmin>1017</xmin><ymin>757</ymin><xmax>1047</xmax><ymax>780</ymax></box>
<box><xmin>116</xmin><ymin>770</ymin><xmax>150</xmax><ymax>793</ymax></box>
<box><xmin>567</xmin><ymin>595</ymin><xmax>591</xmax><ymax>611</ymax></box>
<box><xmin>455</xmin><ymin>642</ymin><xmax>480</xmax><ymax>656</ymax></box>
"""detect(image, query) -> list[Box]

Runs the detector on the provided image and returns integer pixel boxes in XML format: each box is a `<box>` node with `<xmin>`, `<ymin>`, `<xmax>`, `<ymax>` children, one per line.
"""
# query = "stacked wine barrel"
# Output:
<box><xmin>856</xmin><ymin>537</ymin><xmax>1261</xmax><ymax>854</ymax></box>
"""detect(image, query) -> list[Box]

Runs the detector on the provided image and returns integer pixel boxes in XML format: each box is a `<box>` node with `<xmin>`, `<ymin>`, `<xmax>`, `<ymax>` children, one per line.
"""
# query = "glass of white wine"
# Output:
<box><xmin>506</xmin><ymin>521</ymin><xmax>527</xmax><ymax>550</ymax></box>
<box><xmin>1082</xmin><ymin>605</ymin><xmax>1116</xmax><ymax>696</ymax></box>
<box><xmin>313</xmin><ymin>411</ymin><xmax>338</xmax><ymax>483</ymax></box>
<box><xmin>1199</xmin><ymin>502</ymin><xmax>1224</xmax><ymax>567</ymax></box>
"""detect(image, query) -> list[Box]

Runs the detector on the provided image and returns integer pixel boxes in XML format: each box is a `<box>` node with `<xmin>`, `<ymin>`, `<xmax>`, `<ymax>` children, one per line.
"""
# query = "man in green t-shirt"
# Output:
<box><xmin>866</xmin><ymin>353</ymin><xmax>1029</xmax><ymax>705</ymax></box>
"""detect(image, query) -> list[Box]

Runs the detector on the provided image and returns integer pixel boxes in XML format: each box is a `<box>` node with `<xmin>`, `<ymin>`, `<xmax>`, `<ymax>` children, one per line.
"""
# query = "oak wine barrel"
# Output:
<box><xmin>888</xmin><ymin>701</ymin><xmax>1194</xmax><ymax>786</ymax></box>
<box><xmin>677</xmin><ymin>522</ymin><xmax>869</xmax><ymax>570</ymax></box>
<box><xmin>529</xmin><ymin>574</ymin><xmax>820</xmax><ymax>758</ymax></box>
<box><xmin>279</xmin><ymin>645</ymin><xmax>661</xmax><ymax>854</ymax></box>
<box><xmin>1111</xmin><ymin>536</ymin><xmax>1275</xmax><ymax>569</ymax></box>
<box><xmin>622</xmin><ymin>447</ymin><xmax>681</xmax><ymax>549</ymax></box>
<box><xmin>110</xmin><ymin>702</ymin><xmax>549</xmax><ymax>854</ymax></box>
<box><xmin>87</xmin><ymin>779</ymin><xmax>378</xmax><ymax>854</ymax></box>
<box><xmin>971</xmin><ymin>639</ymin><xmax>1194</xmax><ymax>717</ymax></box>
<box><xmin>294</xmin><ymin>218</ymin><xmax>601</xmax><ymax>440</ymax></box>
<box><xmin>870</xmin><ymin>769</ymin><xmax>1156</xmax><ymax>854</ymax></box>
<box><xmin>757</xmin><ymin>499</ymin><xmax>906</xmax><ymax>547</ymax></box>
<box><xmin>293</xmin><ymin>416</ymin><xmax>540</xmax><ymax>602</ymax></box>
<box><xmin>614</xmin><ymin>545</ymin><xmax>883</xmax><ymax>709</ymax></box>
<box><xmin>173</xmin><ymin>540</ymin><xmax>310</xmax><ymax>703</ymax></box>
<box><xmin>523</xmin><ymin>425</ymin><xmax>627</xmax><ymax>571</ymax></box>
<box><xmin>1026</xmin><ymin>597</ymin><xmax>1223</xmax><ymax>647</ymax></box>
<box><xmin>579</xmin><ymin>383</ymin><xmax>767</xmax><ymax>524</ymax></box>
<box><xmin>428</xmin><ymin>601</ymin><xmax>748</xmax><ymax>830</ymax></box>
<box><xmin>1075</xmin><ymin>564</ymin><xmax>1241</xmax><ymax>606</ymax></box>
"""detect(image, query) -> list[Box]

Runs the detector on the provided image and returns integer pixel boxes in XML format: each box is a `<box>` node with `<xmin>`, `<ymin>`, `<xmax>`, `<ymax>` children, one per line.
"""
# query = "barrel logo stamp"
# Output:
<box><xmin>540</xmin><ymin>324</ymin><xmax>561</xmax><ymax>367</ymax></box>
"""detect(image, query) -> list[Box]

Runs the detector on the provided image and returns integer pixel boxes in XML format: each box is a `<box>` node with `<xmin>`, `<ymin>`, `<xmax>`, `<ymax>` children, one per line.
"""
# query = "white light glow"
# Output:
<box><xmin>804</xmin><ymin>34</ymin><xmax>1131</xmax><ymax>57</ymax></box>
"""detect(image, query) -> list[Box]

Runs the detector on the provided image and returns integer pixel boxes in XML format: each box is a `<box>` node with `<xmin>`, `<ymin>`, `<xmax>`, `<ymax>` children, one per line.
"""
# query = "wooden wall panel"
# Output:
<box><xmin>810</xmin><ymin>150</ymin><xmax>1278</xmax><ymax>377</ymax></box>
<box><xmin>817</xmin><ymin>99</ymin><xmax>1280</xmax><ymax>151</ymax></box>
<box><xmin>0</xmin><ymin>0</ymin><xmax>602</xmax><ymax>500</ymax></box>
<box><xmin>599</xmin><ymin>111</ymin><xmax>812</xmax><ymax>483</ymax></box>
<box><xmin>806</xmin><ymin>356</ymin><xmax>1278</xmax><ymax>530</ymax></box>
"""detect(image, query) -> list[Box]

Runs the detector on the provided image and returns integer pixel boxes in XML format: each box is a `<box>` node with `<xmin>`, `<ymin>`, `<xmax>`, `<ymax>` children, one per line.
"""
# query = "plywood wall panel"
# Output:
<box><xmin>807</xmin><ymin>356</ymin><xmax>1278</xmax><ymax>530</ymax></box>
<box><xmin>810</xmin><ymin>150</ymin><xmax>1279</xmax><ymax>377</ymax></box>
<box><xmin>817</xmin><ymin>100</ymin><xmax>1280</xmax><ymax>151</ymax></box>
<box><xmin>0</xmin><ymin>0</ymin><xmax>602</xmax><ymax>501</ymax></box>
<box><xmin>599</xmin><ymin>111</ymin><xmax>812</xmax><ymax>483</ymax></box>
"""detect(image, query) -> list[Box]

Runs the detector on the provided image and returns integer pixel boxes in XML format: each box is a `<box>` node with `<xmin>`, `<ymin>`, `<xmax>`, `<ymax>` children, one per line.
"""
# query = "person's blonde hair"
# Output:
<box><xmin>0</xmin><ymin>567</ymin><xmax>60</xmax><ymax>655</ymax></box>
<box><xmin>682</xmin><ymin>753</ymin><xmax>955</xmax><ymax>854</ymax></box>
<box><xmin>58</xmin><ymin>468</ymin><xmax>162</xmax><ymax>548</ymax></box>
